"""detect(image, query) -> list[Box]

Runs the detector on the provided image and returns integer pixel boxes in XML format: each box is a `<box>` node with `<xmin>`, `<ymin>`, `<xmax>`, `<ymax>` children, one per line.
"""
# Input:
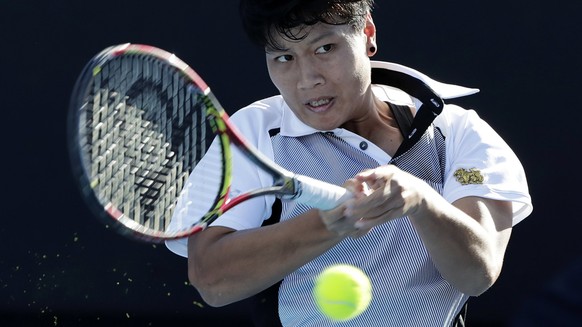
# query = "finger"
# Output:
<box><xmin>354</xmin><ymin>216</ymin><xmax>384</xmax><ymax>231</ymax></box>
<box><xmin>318</xmin><ymin>204</ymin><xmax>346</xmax><ymax>226</ymax></box>
<box><xmin>343</xmin><ymin>178</ymin><xmax>372</xmax><ymax>198</ymax></box>
<box><xmin>345</xmin><ymin>188</ymin><xmax>392</xmax><ymax>219</ymax></box>
<box><xmin>355</xmin><ymin>167</ymin><xmax>377</xmax><ymax>178</ymax></box>
<box><xmin>356</xmin><ymin>174</ymin><xmax>388</xmax><ymax>193</ymax></box>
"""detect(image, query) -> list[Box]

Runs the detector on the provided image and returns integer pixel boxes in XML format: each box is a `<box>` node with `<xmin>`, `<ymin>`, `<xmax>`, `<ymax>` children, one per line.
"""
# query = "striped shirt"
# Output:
<box><xmin>273</xmin><ymin>127</ymin><xmax>468</xmax><ymax>326</ymax></box>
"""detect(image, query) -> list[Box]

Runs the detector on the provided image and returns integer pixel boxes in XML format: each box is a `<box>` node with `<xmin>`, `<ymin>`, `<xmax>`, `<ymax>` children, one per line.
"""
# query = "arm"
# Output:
<box><xmin>415</xmin><ymin>194</ymin><xmax>513</xmax><ymax>295</ymax></box>
<box><xmin>187</xmin><ymin>207</ymin><xmax>349</xmax><ymax>307</ymax></box>
<box><xmin>346</xmin><ymin>165</ymin><xmax>513</xmax><ymax>296</ymax></box>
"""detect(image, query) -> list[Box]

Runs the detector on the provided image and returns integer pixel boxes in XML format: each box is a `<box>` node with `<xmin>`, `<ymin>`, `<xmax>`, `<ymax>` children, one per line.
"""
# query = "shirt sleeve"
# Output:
<box><xmin>165</xmin><ymin>100</ymin><xmax>280</xmax><ymax>257</ymax></box>
<box><xmin>438</xmin><ymin>105</ymin><xmax>533</xmax><ymax>226</ymax></box>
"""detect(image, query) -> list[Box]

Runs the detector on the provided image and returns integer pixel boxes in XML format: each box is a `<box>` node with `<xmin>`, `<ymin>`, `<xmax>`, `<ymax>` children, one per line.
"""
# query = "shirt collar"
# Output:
<box><xmin>280</xmin><ymin>102</ymin><xmax>334</xmax><ymax>137</ymax></box>
<box><xmin>371</xmin><ymin>61</ymin><xmax>479</xmax><ymax>99</ymax></box>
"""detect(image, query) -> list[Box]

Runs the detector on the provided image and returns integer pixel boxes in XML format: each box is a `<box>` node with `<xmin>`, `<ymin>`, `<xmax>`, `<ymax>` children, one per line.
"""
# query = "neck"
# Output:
<box><xmin>341</xmin><ymin>100</ymin><xmax>404</xmax><ymax>156</ymax></box>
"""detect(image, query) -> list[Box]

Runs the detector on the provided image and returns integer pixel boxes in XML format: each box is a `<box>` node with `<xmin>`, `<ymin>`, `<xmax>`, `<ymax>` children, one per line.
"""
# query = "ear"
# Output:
<box><xmin>364</xmin><ymin>13</ymin><xmax>376</xmax><ymax>39</ymax></box>
<box><xmin>364</xmin><ymin>13</ymin><xmax>377</xmax><ymax>56</ymax></box>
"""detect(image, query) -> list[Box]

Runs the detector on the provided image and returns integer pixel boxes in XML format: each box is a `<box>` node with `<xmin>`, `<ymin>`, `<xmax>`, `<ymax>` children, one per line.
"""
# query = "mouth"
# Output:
<box><xmin>305</xmin><ymin>97</ymin><xmax>334</xmax><ymax>113</ymax></box>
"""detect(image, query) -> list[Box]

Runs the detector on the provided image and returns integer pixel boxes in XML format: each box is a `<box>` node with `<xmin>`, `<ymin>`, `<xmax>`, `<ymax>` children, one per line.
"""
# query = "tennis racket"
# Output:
<box><xmin>68</xmin><ymin>43</ymin><xmax>351</xmax><ymax>243</ymax></box>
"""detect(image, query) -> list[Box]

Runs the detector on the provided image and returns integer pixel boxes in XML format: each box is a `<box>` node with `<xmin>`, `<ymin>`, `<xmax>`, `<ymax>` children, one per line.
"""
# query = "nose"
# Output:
<box><xmin>297</xmin><ymin>58</ymin><xmax>324</xmax><ymax>90</ymax></box>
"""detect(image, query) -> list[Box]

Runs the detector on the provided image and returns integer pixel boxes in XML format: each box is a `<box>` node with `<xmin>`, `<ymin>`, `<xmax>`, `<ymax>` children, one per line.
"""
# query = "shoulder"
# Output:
<box><xmin>229</xmin><ymin>95</ymin><xmax>286</xmax><ymax>139</ymax></box>
<box><xmin>231</xmin><ymin>95</ymin><xmax>285</xmax><ymax>126</ymax></box>
<box><xmin>433</xmin><ymin>104</ymin><xmax>485</xmax><ymax>138</ymax></box>
<box><xmin>436</xmin><ymin>104</ymin><xmax>533</xmax><ymax>224</ymax></box>
<box><xmin>434</xmin><ymin>104</ymin><xmax>513</xmax><ymax>150</ymax></box>
<box><xmin>372</xmin><ymin>84</ymin><xmax>415</xmax><ymax>107</ymax></box>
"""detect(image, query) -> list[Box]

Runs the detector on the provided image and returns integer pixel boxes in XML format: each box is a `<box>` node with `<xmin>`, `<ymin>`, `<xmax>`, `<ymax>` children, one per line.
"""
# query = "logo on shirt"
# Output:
<box><xmin>454</xmin><ymin>168</ymin><xmax>484</xmax><ymax>185</ymax></box>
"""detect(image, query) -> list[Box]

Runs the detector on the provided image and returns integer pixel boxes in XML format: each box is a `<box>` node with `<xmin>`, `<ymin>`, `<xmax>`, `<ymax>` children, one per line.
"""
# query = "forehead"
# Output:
<box><xmin>266</xmin><ymin>22</ymin><xmax>355</xmax><ymax>51</ymax></box>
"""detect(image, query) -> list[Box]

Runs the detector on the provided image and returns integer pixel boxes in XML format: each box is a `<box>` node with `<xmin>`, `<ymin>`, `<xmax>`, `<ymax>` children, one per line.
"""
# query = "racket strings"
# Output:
<box><xmin>82</xmin><ymin>53</ymin><xmax>215</xmax><ymax>234</ymax></box>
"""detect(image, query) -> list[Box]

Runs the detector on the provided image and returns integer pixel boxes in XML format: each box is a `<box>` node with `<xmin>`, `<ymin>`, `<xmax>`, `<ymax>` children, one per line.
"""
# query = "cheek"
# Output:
<box><xmin>268</xmin><ymin>74</ymin><xmax>288</xmax><ymax>98</ymax></box>
<box><xmin>266</xmin><ymin>59</ymin><xmax>276</xmax><ymax>84</ymax></box>
<box><xmin>332</xmin><ymin>59</ymin><xmax>370</xmax><ymax>95</ymax></box>
<box><xmin>333</xmin><ymin>42</ymin><xmax>370</xmax><ymax>88</ymax></box>
<box><xmin>352</xmin><ymin>54</ymin><xmax>372</xmax><ymax>92</ymax></box>
<box><xmin>266</xmin><ymin>60</ymin><xmax>290</xmax><ymax>91</ymax></box>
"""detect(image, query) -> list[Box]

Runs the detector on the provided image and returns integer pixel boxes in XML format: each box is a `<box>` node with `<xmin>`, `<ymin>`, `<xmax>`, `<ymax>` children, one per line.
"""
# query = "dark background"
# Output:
<box><xmin>1</xmin><ymin>0</ymin><xmax>581</xmax><ymax>326</ymax></box>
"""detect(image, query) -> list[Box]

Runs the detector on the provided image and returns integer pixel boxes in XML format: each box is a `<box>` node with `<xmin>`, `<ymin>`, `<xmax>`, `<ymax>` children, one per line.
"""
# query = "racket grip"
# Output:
<box><xmin>294</xmin><ymin>175</ymin><xmax>353</xmax><ymax>210</ymax></box>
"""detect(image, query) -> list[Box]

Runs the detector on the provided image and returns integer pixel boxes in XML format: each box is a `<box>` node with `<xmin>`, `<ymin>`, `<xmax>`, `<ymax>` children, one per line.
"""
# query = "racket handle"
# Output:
<box><xmin>294</xmin><ymin>175</ymin><xmax>353</xmax><ymax>210</ymax></box>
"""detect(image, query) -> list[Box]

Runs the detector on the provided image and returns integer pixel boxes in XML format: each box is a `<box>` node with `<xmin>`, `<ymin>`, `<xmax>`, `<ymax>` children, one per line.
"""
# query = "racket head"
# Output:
<box><xmin>68</xmin><ymin>44</ymin><xmax>231</xmax><ymax>242</ymax></box>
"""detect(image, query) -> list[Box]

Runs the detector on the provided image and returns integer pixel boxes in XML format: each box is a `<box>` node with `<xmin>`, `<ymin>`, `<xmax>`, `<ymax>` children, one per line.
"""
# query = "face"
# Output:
<box><xmin>265</xmin><ymin>17</ymin><xmax>376</xmax><ymax>131</ymax></box>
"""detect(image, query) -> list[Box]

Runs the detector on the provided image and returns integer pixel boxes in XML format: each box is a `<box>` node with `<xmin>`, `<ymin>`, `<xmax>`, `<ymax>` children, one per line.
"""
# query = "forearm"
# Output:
<box><xmin>408</xmin><ymin>193</ymin><xmax>513</xmax><ymax>295</ymax></box>
<box><xmin>187</xmin><ymin>209</ymin><xmax>344</xmax><ymax>307</ymax></box>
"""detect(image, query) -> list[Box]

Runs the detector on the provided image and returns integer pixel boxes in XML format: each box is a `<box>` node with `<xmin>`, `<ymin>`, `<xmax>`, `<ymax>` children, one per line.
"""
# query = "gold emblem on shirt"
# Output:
<box><xmin>454</xmin><ymin>168</ymin><xmax>484</xmax><ymax>185</ymax></box>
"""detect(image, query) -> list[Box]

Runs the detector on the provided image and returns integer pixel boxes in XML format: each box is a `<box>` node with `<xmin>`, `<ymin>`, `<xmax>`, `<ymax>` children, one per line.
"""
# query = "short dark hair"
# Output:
<box><xmin>239</xmin><ymin>0</ymin><xmax>375</xmax><ymax>51</ymax></box>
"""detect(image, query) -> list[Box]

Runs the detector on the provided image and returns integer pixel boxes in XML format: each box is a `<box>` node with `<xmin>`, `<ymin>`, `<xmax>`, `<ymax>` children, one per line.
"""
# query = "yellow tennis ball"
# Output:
<box><xmin>313</xmin><ymin>264</ymin><xmax>372</xmax><ymax>321</ymax></box>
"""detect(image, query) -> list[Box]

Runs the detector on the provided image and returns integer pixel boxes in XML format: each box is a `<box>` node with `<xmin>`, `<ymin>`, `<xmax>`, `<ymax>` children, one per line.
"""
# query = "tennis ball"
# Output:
<box><xmin>313</xmin><ymin>264</ymin><xmax>372</xmax><ymax>321</ymax></box>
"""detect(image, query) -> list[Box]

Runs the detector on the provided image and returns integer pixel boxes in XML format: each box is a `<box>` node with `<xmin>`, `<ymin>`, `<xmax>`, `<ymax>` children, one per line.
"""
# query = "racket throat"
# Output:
<box><xmin>274</xmin><ymin>176</ymin><xmax>299</xmax><ymax>199</ymax></box>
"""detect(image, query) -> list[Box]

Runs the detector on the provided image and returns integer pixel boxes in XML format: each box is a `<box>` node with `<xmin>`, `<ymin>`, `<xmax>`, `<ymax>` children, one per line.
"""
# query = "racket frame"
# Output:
<box><xmin>68</xmin><ymin>44</ymin><xmax>307</xmax><ymax>242</ymax></box>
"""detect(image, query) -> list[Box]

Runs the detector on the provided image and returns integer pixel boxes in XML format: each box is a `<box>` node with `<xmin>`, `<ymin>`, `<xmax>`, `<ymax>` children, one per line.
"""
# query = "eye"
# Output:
<box><xmin>315</xmin><ymin>44</ymin><xmax>334</xmax><ymax>54</ymax></box>
<box><xmin>275</xmin><ymin>54</ymin><xmax>293</xmax><ymax>63</ymax></box>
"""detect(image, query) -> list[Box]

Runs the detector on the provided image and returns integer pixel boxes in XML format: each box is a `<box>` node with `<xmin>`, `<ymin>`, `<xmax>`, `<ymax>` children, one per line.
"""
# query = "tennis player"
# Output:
<box><xmin>166</xmin><ymin>1</ymin><xmax>532</xmax><ymax>326</ymax></box>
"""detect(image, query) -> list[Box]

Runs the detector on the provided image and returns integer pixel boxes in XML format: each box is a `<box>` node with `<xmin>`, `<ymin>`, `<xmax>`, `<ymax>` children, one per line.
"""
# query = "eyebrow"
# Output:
<box><xmin>307</xmin><ymin>30</ymin><xmax>337</xmax><ymax>46</ymax></box>
<box><xmin>266</xmin><ymin>29</ymin><xmax>338</xmax><ymax>54</ymax></box>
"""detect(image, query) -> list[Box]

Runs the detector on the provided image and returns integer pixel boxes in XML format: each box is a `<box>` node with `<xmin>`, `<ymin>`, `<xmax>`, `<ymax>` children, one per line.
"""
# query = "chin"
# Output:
<box><xmin>298</xmin><ymin>111</ymin><xmax>342</xmax><ymax>131</ymax></box>
<box><xmin>312</xmin><ymin>122</ymin><xmax>340</xmax><ymax>132</ymax></box>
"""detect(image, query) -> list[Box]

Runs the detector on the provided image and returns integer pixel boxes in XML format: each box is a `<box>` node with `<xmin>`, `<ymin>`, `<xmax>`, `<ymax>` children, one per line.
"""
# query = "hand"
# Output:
<box><xmin>343</xmin><ymin>164</ymin><xmax>431</xmax><ymax>231</ymax></box>
<box><xmin>317</xmin><ymin>180</ymin><xmax>371</xmax><ymax>238</ymax></box>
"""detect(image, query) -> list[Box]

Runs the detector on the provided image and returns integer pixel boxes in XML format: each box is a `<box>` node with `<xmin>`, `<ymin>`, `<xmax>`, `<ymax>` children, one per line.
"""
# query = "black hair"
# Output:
<box><xmin>239</xmin><ymin>0</ymin><xmax>375</xmax><ymax>51</ymax></box>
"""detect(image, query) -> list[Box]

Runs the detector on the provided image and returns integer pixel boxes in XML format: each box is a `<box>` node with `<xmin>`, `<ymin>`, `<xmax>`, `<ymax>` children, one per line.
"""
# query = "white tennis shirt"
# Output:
<box><xmin>166</xmin><ymin>62</ymin><xmax>532</xmax><ymax>326</ymax></box>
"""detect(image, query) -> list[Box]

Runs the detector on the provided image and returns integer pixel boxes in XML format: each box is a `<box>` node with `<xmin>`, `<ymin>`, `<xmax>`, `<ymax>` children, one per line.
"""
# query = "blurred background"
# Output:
<box><xmin>1</xmin><ymin>0</ymin><xmax>580</xmax><ymax>326</ymax></box>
